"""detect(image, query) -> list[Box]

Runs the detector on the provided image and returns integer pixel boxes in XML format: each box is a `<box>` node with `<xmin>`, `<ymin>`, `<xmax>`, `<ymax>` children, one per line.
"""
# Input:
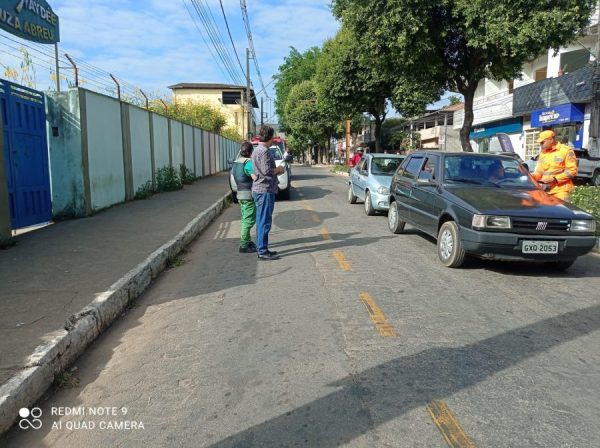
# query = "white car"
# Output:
<box><xmin>229</xmin><ymin>145</ymin><xmax>292</xmax><ymax>201</ymax></box>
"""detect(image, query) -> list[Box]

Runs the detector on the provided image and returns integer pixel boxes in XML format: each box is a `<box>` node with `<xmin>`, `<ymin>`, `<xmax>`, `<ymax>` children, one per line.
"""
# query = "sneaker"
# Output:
<box><xmin>248</xmin><ymin>241</ymin><xmax>257</xmax><ymax>250</ymax></box>
<box><xmin>257</xmin><ymin>252</ymin><xmax>280</xmax><ymax>260</ymax></box>
<box><xmin>239</xmin><ymin>245</ymin><xmax>256</xmax><ymax>253</ymax></box>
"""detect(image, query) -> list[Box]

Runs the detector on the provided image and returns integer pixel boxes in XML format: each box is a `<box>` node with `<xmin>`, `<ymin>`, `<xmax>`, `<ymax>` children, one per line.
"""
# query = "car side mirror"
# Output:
<box><xmin>284</xmin><ymin>155</ymin><xmax>293</xmax><ymax>163</ymax></box>
<box><xmin>417</xmin><ymin>177</ymin><xmax>437</xmax><ymax>186</ymax></box>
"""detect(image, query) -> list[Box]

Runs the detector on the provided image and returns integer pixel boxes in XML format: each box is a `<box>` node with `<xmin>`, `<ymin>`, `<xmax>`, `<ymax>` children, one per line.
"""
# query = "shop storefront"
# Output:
<box><xmin>469</xmin><ymin>118</ymin><xmax>523</xmax><ymax>155</ymax></box>
<box><xmin>530</xmin><ymin>103</ymin><xmax>585</xmax><ymax>149</ymax></box>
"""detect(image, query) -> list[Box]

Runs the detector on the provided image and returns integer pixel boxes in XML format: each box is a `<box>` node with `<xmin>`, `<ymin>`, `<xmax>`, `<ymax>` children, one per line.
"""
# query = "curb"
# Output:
<box><xmin>0</xmin><ymin>192</ymin><xmax>231</xmax><ymax>435</ymax></box>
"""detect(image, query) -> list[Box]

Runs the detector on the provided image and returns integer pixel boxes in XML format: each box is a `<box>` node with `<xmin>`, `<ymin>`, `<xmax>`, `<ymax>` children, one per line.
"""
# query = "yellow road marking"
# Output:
<box><xmin>358</xmin><ymin>292</ymin><xmax>396</xmax><ymax>337</ymax></box>
<box><xmin>320</xmin><ymin>227</ymin><xmax>331</xmax><ymax>240</ymax></box>
<box><xmin>311</xmin><ymin>214</ymin><xmax>321</xmax><ymax>224</ymax></box>
<box><xmin>426</xmin><ymin>401</ymin><xmax>476</xmax><ymax>448</ymax></box>
<box><xmin>333</xmin><ymin>250</ymin><xmax>351</xmax><ymax>271</ymax></box>
<box><xmin>302</xmin><ymin>201</ymin><xmax>314</xmax><ymax>211</ymax></box>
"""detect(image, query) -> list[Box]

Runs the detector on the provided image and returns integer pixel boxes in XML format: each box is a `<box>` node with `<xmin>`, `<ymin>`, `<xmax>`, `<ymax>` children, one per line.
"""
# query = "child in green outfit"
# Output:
<box><xmin>231</xmin><ymin>141</ymin><xmax>257</xmax><ymax>252</ymax></box>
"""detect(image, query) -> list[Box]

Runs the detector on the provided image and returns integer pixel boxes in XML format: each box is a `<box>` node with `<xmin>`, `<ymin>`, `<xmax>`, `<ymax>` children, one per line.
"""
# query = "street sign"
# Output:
<box><xmin>0</xmin><ymin>0</ymin><xmax>60</xmax><ymax>44</ymax></box>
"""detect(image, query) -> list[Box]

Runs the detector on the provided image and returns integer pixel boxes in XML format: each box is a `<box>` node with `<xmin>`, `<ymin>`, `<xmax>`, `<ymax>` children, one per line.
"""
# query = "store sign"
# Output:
<box><xmin>0</xmin><ymin>0</ymin><xmax>60</xmax><ymax>44</ymax></box>
<box><xmin>469</xmin><ymin>118</ymin><xmax>523</xmax><ymax>140</ymax></box>
<box><xmin>531</xmin><ymin>103</ymin><xmax>584</xmax><ymax>127</ymax></box>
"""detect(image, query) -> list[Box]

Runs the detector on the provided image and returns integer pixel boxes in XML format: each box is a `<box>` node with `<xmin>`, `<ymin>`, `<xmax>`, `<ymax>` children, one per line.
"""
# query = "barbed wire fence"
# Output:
<box><xmin>0</xmin><ymin>33</ymin><xmax>166</xmax><ymax>110</ymax></box>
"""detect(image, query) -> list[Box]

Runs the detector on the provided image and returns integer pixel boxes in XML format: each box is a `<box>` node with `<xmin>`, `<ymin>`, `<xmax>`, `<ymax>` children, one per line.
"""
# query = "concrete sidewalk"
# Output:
<box><xmin>0</xmin><ymin>173</ymin><xmax>231</xmax><ymax>433</ymax></box>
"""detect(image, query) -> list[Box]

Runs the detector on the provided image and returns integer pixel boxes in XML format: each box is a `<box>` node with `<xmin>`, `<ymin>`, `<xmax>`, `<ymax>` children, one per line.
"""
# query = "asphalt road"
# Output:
<box><xmin>4</xmin><ymin>166</ymin><xmax>600</xmax><ymax>448</ymax></box>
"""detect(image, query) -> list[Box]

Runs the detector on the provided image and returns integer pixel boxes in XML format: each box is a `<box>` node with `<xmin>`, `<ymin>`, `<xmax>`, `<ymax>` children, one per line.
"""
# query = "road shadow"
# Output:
<box><xmin>274</xmin><ymin>210</ymin><xmax>338</xmax><ymax>231</ymax></box>
<box><xmin>277</xmin><ymin>236</ymin><xmax>396</xmax><ymax>257</ymax></box>
<box><xmin>269</xmin><ymin>232</ymin><xmax>361</xmax><ymax>248</ymax></box>
<box><xmin>206</xmin><ymin>303</ymin><xmax>600</xmax><ymax>447</ymax></box>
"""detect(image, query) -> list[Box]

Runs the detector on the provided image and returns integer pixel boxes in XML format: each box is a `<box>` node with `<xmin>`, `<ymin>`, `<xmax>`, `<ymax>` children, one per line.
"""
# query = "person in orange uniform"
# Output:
<box><xmin>531</xmin><ymin>130</ymin><xmax>578</xmax><ymax>201</ymax></box>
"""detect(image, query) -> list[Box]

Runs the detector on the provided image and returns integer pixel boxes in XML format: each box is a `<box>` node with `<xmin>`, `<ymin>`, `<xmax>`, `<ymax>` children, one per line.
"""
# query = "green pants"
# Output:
<box><xmin>239</xmin><ymin>199</ymin><xmax>256</xmax><ymax>246</ymax></box>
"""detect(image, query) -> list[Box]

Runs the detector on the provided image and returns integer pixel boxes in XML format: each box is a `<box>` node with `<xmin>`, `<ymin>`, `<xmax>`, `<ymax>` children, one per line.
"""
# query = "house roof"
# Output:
<box><xmin>168</xmin><ymin>83</ymin><xmax>259</xmax><ymax>108</ymax></box>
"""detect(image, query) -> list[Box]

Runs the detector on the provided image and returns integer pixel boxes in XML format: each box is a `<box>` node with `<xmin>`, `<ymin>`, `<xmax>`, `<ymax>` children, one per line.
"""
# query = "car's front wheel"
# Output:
<box><xmin>364</xmin><ymin>191</ymin><xmax>375</xmax><ymax>216</ymax></box>
<box><xmin>388</xmin><ymin>201</ymin><xmax>405</xmax><ymax>234</ymax></box>
<box><xmin>437</xmin><ymin>221</ymin><xmax>466</xmax><ymax>268</ymax></box>
<box><xmin>348</xmin><ymin>185</ymin><xmax>357</xmax><ymax>204</ymax></box>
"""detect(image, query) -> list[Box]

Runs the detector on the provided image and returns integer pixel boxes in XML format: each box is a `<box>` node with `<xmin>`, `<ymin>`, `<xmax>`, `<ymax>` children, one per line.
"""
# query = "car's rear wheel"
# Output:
<box><xmin>364</xmin><ymin>191</ymin><xmax>375</xmax><ymax>216</ymax></box>
<box><xmin>545</xmin><ymin>259</ymin><xmax>576</xmax><ymax>271</ymax></box>
<box><xmin>437</xmin><ymin>221</ymin><xmax>466</xmax><ymax>268</ymax></box>
<box><xmin>388</xmin><ymin>201</ymin><xmax>405</xmax><ymax>234</ymax></box>
<box><xmin>348</xmin><ymin>185</ymin><xmax>357</xmax><ymax>204</ymax></box>
<box><xmin>231</xmin><ymin>191</ymin><xmax>238</xmax><ymax>204</ymax></box>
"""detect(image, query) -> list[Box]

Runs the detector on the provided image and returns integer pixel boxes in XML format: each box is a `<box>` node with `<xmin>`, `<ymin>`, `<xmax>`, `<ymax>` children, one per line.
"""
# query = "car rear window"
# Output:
<box><xmin>371</xmin><ymin>157</ymin><xmax>403</xmax><ymax>175</ymax></box>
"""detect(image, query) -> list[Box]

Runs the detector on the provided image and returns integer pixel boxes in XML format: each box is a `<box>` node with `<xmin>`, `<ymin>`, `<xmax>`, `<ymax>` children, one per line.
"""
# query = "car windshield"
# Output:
<box><xmin>371</xmin><ymin>157</ymin><xmax>403</xmax><ymax>175</ymax></box>
<box><xmin>444</xmin><ymin>155</ymin><xmax>536</xmax><ymax>188</ymax></box>
<box><xmin>269</xmin><ymin>146</ymin><xmax>283</xmax><ymax>160</ymax></box>
<box><xmin>251</xmin><ymin>144</ymin><xmax>283</xmax><ymax>160</ymax></box>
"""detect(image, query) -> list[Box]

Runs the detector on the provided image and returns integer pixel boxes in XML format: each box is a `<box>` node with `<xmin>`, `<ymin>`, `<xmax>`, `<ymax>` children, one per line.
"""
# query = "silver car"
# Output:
<box><xmin>348</xmin><ymin>153</ymin><xmax>405</xmax><ymax>215</ymax></box>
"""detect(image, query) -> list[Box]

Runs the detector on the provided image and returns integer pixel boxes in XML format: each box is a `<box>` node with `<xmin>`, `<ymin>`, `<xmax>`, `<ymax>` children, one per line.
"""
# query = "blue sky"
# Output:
<box><xmin>46</xmin><ymin>0</ymin><xmax>336</xmax><ymax>110</ymax></box>
<box><xmin>0</xmin><ymin>0</ymin><xmax>455</xmax><ymax>114</ymax></box>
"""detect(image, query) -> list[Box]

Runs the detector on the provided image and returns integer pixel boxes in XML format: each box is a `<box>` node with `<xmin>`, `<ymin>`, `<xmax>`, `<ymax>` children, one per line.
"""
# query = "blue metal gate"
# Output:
<box><xmin>1</xmin><ymin>79</ymin><xmax>52</xmax><ymax>229</ymax></box>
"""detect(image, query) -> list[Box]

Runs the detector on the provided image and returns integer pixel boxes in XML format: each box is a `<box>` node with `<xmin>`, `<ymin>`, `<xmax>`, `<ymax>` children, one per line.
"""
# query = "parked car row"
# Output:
<box><xmin>348</xmin><ymin>151</ymin><xmax>597</xmax><ymax>270</ymax></box>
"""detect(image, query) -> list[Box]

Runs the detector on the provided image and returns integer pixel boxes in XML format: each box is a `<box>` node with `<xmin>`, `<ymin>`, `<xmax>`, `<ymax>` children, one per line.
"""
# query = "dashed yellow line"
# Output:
<box><xmin>320</xmin><ymin>227</ymin><xmax>331</xmax><ymax>240</ymax></box>
<box><xmin>426</xmin><ymin>401</ymin><xmax>476</xmax><ymax>448</ymax></box>
<box><xmin>302</xmin><ymin>201</ymin><xmax>314</xmax><ymax>211</ymax></box>
<box><xmin>359</xmin><ymin>292</ymin><xmax>396</xmax><ymax>337</ymax></box>
<box><xmin>333</xmin><ymin>250</ymin><xmax>351</xmax><ymax>271</ymax></box>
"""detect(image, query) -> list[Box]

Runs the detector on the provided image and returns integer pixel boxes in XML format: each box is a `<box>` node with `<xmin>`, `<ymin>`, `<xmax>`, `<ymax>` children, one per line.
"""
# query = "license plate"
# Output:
<box><xmin>522</xmin><ymin>240</ymin><xmax>559</xmax><ymax>254</ymax></box>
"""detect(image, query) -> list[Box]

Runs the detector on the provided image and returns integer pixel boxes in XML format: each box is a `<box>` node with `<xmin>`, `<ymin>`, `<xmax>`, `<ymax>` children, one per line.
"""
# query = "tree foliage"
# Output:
<box><xmin>332</xmin><ymin>0</ymin><xmax>596</xmax><ymax>151</ymax></box>
<box><xmin>149</xmin><ymin>99</ymin><xmax>229</xmax><ymax>135</ymax></box>
<box><xmin>273</xmin><ymin>46</ymin><xmax>322</xmax><ymax>132</ymax></box>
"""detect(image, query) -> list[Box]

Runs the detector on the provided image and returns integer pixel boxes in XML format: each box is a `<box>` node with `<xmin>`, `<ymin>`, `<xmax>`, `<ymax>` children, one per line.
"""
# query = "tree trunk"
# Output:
<box><xmin>460</xmin><ymin>85</ymin><xmax>476</xmax><ymax>152</ymax></box>
<box><xmin>374</xmin><ymin>115</ymin><xmax>383</xmax><ymax>153</ymax></box>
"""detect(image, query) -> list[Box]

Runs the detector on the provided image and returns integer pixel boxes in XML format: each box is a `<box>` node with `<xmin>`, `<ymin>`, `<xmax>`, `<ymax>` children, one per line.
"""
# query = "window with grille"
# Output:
<box><xmin>223</xmin><ymin>91</ymin><xmax>241</xmax><ymax>104</ymax></box>
<box><xmin>524</xmin><ymin>129</ymin><xmax>540</xmax><ymax>159</ymax></box>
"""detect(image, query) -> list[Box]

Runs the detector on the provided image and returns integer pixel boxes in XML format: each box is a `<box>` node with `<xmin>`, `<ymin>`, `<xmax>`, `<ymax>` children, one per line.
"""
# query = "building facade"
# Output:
<box><xmin>453</xmin><ymin>10</ymin><xmax>599</xmax><ymax>158</ymax></box>
<box><xmin>168</xmin><ymin>83</ymin><xmax>259</xmax><ymax>139</ymax></box>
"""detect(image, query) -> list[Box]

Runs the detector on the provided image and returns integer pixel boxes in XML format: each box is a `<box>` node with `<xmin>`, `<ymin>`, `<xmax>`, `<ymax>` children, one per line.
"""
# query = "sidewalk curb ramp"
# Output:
<box><xmin>0</xmin><ymin>192</ymin><xmax>231</xmax><ymax>435</ymax></box>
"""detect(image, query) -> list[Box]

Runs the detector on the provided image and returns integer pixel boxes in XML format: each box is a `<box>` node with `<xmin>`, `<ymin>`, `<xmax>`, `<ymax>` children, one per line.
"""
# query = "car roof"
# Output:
<box><xmin>367</xmin><ymin>153</ymin><xmax>404</xmax><ymax>158</ymax></box>
<box><xmin>410</xmin><ymin>151</ymin><xmax>517</xmax><ymax>159</ymax></box>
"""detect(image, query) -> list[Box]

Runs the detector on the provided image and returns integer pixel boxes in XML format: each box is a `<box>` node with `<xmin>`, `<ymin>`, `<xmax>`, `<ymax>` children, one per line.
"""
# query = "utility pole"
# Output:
<box><xmin>261</xmin><ymin>97</ymin><xmax>264</xmax><ymax>126</ymax></box>
<box><xmin>246</xmin><ymin>48</ymin><xmax>252</xmax><ymax>139</ymax></box>
<box><xmin>345</xmin><ymin>119</ymin><xmax>351</xmax><ymax>166</ymax></box>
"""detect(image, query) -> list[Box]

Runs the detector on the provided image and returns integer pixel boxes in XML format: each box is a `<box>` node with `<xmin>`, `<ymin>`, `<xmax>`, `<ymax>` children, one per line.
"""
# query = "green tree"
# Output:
<box><xmin>285</xmin><ymin>80</ymin><xmax>328</xmax><ymax>163</ymax></box>
<box><xmin>273</xmin><ymin>46</ymin><xmax>322</xmax><ymax>132</ymax></box>
<box><xmin>332</xmin><ymin>0</ymin><xmax>596</xmax><ymax>151</ymax></box>
<box><xmin>150</xmin><ymin>99</ymin><xmax>228</xmax><ymax>134</ymax></box>
<box><xmin>317</xmin><ymin>26</ymin><xmax>442</xmax><ymax>152</ymax></box>
<box><xmin>447</xmin><ymin>95</ymin><xmax>462</xmax><ymax>106</ymax></box>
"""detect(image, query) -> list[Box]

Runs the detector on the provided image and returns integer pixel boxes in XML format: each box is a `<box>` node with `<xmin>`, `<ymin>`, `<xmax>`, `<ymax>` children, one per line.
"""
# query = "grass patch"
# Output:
<box><xmin>54</xmin><ymin>370</ymin><xmax>80</xmax><ymax>389</ymax></box>
<box><xmin>571</xmin><ymin>186</ymin><xmax>600</xmax><ymax>235</ymax></box>
<box><xmin>166</xmin><ymin>249</ymin><xmax>189</xmax><ymax>269</ymax></box>
<box><xmin>134</xmin><ymin>180</ymin><xmax>155</xmax><ymax>200</ymax></box>
<box><xmin>330</xmin><ymin>165</ymin><xmax>350</xmax><ymax>174</ymax></box>
<box><xmin>156</xmin><ymin>166</ymin><xmax>183</xmax><ymax>192</ymax></box>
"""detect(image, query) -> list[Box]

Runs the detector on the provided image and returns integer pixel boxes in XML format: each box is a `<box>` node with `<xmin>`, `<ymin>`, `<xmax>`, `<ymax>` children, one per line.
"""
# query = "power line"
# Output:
<box><xmin>182</xmin><ymin>0</ymin><xmax>230</xmax><ymax>83</ymax></box>
<box><xmin>188</xmin><ymin>0</ymin><xmax>244</xmax><ymax>85</ymax></box>
<box><xmin>239</xmin><ymin>0</ymin><xmax>269</xmax><ymax>99</ymax></box>
<box><xmin>218</xmin><ymin>0</ymin><xmax>245</xmax><ymax>76</ymax></box>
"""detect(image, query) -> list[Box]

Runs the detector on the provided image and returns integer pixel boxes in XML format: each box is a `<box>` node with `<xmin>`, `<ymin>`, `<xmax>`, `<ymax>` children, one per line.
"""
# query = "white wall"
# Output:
<box><xmin>84</xmin><ymin>91</ymin><xmax>125</xmax><ymax>210</ymax></box>
<box><xmin>194</xmin><ymin>128</ymin><xmax>203</xmax><ymax>176</ymax></box>
<box><xmin>152</xmin><ymin>114</ymin><xmax>169</xmax><ymax>169</ymax></box>
<box><xmin>170</xmin><ymin>119</ymin><xmax>183</xmax><ymax>169</ymax></box>
<box><xmin>128</xmin><ymin>105</ymin><xmax>152</xmax><ymax>192</ymax></box>
<box><xmin>183</xmin><ymin>124</ymin><xmax>194</xmax><ymax>171</ymax></box>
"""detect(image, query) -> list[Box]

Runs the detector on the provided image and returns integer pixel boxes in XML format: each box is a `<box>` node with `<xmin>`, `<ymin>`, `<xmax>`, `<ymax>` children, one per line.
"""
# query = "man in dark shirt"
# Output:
<box><xmin>251</xmin><ymin>125</ymin><xmax>285</xmax><ymax>260</ymax></box>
